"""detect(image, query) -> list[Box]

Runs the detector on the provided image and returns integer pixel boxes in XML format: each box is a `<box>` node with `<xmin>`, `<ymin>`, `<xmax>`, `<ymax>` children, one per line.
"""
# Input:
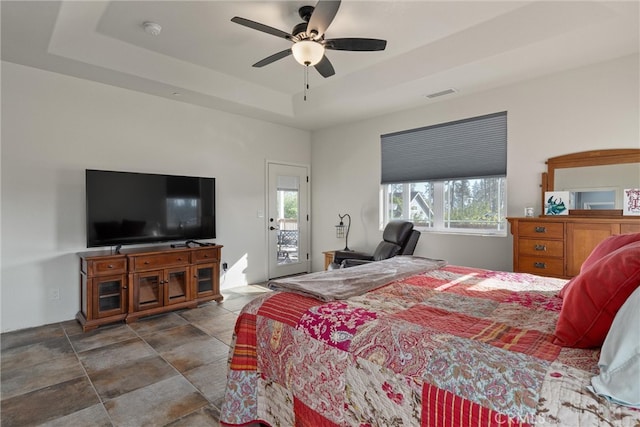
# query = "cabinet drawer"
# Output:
<box><xmin>621</xmin><ymin>223</ymin><xmax>640</xmax><ymax>234</ymax></box>
<box><xmin>192</xmin><ymin>248</ymin><xmax>220</xmax><ymax>263</ymax></box>
<box><xmin>518</xmin><ymin>238</ymin><xmax>563</xmax><ymax>258</ymax></box>
<box><xmin>131</xmin><ymin>253</ymin><xmax>189</xmax><ymax>271</ymax></box>
<box><xmin>85</xmin><ymin>258</ymin><xmax>127</xmax><ymax>276</ymax></box>
<box><xmin>518</xmin><ymin>222</ymin><xmax>564</xmax><ymax>239</ymax></box>
<box><xmin>517</xmin><ymin>256</ymin><xmax>564</xmax><ymax>277</ymax></box>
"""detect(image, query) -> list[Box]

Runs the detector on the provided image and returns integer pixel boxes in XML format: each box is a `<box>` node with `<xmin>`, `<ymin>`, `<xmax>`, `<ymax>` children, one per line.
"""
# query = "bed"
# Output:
<box><xmin>220</xmin><ymin>248</ymin><xmax>640</xmax><ymax>426</ymax></box>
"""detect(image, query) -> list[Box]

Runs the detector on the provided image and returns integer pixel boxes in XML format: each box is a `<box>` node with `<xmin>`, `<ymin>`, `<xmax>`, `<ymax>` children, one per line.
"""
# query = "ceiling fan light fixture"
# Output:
<box><xmin>292</xmin><ymin>40</ymin><xmax>325</xmax><ymax>66</ymax></box>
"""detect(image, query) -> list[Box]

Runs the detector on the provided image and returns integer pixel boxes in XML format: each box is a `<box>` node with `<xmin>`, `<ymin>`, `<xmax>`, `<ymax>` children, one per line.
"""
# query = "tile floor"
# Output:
<box><xmin>0</xmin><ymin>285</ymin><xmax>272</xmax><ymax>427</ymax></box>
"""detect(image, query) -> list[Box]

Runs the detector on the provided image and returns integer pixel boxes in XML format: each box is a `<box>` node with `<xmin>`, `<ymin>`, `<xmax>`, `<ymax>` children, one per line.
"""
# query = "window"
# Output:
<box><xmin>383</xmin><ymin>178</ymin><xmax>506</xmax><ymax>234</ymax></box>
<box><xmin>381</xmin><ymin>112</ymin><xmax>507</xmax><ymax>235</ymax></box>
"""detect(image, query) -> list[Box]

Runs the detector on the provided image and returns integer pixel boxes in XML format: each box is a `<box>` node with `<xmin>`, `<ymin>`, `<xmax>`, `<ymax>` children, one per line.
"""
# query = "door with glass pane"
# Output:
<box><xmin>164</xmin><ymin>268</ymin><xmax>188</xmax><ymax>305</ymax></box>
<box><xmin>133</xmin><ymin>271</ymin><xmax>163</xmax><ymax>311</ymax></box>
<box><xmin>267</xmin><ymin>163</ymin><xmax>310</xmax><ymax>279</ymax></box>
<box><xmin>92</xmin><ymin>275</ymin><xmax>127</xmax><ymax>319</ymax></box>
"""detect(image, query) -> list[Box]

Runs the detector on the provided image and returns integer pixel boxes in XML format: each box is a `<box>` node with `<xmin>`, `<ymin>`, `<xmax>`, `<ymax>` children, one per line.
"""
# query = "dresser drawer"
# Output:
<box><xmin>518</xmin><ymin>222</ymin><xmax>564</xmax><ymax>239</ymax></box>
<box><xmin>84</xmin><ymin>258</ymin><xmax>127</xmax><ymax>276</ymax></box>
<box><xmin>518</xmin><ymin>238</ymin><xmax>563</xmax><ymax>258</ymax></box>
<box><xmin>131</xmin><ymin>252</ymin><xmax>189</xmax><ymax>271</ymax></box>
<box><xmin>192</xmin><ymin>248</ymin><xmax>220</xmax><ymax>263</ymax></box>
<box><xmin>621</xmin><ymin>224</ymin><xmax>640</xmax><ymax>234</ymax></box>
<box><xmin>517</xmin><ymin>256</ymin><xmax>564</xmax><ymax>277</ymax></box>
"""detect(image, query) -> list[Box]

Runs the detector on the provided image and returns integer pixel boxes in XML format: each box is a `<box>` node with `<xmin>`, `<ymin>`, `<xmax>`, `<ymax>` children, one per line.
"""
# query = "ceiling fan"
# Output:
<box><xmin>231</xmin><ymin>0</ymin><xmax>387</xmax><ymax>78</ymax></box>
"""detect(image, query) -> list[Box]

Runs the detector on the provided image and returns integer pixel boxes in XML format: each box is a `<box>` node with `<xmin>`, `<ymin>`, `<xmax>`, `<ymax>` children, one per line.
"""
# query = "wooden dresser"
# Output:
<box><xmin>508</xmin><ymin>216</ymin><xmax>640</xmax><ymax>279</ymax></box>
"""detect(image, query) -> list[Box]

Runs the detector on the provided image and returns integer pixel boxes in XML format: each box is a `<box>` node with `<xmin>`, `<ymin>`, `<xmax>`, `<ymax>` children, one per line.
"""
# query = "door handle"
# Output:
<box><xmin>269</xmin><ymin>226</ymin><xmax>279</xmax><ymax>231</ymax></box>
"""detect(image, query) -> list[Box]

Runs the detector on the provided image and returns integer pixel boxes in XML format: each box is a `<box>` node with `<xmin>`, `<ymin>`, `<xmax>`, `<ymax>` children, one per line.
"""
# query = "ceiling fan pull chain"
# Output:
<box><xmin>304</xmin><ymin>65</ymin><xmax>309</xmax><ymax>101</ymax></box>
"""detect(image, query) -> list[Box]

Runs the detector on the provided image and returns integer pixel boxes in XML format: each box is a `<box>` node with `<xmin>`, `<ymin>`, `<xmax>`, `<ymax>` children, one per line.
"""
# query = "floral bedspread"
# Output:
<box><xmin>220</xmin><ymin>265</ymin><xmax>640</xmax><ymax>426</ymax></box>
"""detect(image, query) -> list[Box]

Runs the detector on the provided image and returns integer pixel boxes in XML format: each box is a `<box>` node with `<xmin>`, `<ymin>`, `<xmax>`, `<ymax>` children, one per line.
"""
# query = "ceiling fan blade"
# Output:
<box><xmin>231</xmin><ymin>17</ymin><xmax>292</xmax><ymax>40</ymax></box>
<box><xmin>314</xmin><ymin>55</ymin><xmax>335</xmax><ymax>78</ymax></box>
<box><xmin>252</xmin><ymin>49</ymin><xmax>292</xmax><ymax>68</ymax></box>
<box><xmin>307</xmin><ymin>0</ymin><xmax>341</xmax><ymax>39</ymax></box>
<box><xmin>325</xmin><ymin>38</ymin><xmax>387</xmax><ymax>51</ymax></box>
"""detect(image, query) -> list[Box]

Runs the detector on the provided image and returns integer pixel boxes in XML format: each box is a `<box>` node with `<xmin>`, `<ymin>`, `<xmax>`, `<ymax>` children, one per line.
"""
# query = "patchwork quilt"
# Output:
<box><xmin>220</xmin><ymin>265</ymin><xmax>640</xmax><ymax>426</ymax></box>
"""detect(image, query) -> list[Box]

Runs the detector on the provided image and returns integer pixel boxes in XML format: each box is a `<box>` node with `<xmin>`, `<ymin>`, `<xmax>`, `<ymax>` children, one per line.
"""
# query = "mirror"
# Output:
<box><xmin>555</xmin><ymin>163</ymin><xmax>640</xmax><ymax>209</ymax></box>
<box><xmin>542</xmin><ymin>149</ymin><xmax>640</xmax><ymax>215</ymax></box>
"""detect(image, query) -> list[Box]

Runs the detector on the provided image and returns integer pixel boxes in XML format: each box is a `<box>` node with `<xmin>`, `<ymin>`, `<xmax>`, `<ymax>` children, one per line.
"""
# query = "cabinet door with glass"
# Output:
<box><xmin>133</xmin><ymin>271</ymin><xmax>164</xmax><ymax>311</ymax></box>
<box><xmin>164</xmin><ymin>267</ymin><xmax>190</xmax><ymax>306</ymax></box>
<box><xmin>193</xmin><ymin>262</ymin><xmax>222</xmax><ymax>302</ymax></box>
<box><xmin>133</xmin><ymin>267</ymin><xmax>190</xmax><ymax>310</ymax></box>
<box><xmin>91</xmin><ymin>274</ymin><xmax>128</xmax><ymax>319</ymax></box>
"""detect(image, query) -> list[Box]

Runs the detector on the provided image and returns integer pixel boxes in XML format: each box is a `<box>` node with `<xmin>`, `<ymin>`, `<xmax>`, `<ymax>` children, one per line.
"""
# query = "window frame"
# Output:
<box><xmin>381</xmin><ymin>177</ymin><xmax>507</xmax><ymax>236</ymax></box>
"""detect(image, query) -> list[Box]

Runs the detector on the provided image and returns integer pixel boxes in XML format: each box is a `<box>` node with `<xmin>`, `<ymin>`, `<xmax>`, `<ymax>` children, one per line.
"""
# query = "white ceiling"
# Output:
<box><xmin>2</xmin><ymin>1</ymin><xmax>638</xmax><ymax>131</ymax></box>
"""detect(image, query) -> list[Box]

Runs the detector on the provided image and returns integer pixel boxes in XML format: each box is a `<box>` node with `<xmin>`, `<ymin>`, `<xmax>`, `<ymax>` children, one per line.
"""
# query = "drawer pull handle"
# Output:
<box><xmin>534</xmin><ymin>245</ymin><xmax>546</xmax><ymax>251</ymax></box>
<box><xmin>177</xmin><ymin>257</ymin><xmax>183</xmax><ymax>261</ymax></box>
<box><xmin>534</xmin><ymin>226</ymin><xmax>546</xmax><ymax>233</ymax></box>
<box><xmin>534</xmin><ymin>262</ymin><xmax>547</xmax><ymax>269</ymax></box>
<box><xmin>107</xmin><ymin>264</ymin><xmax>114</xmax><ymax>268</ymax></box>
<box><xmin>144</xmin><ymin>261</ymin><xmax>150</xmax><ymax>265</ymax></box>
<box><xmin>203</xmin><ymin>254</ymin><xmax>209</xmax><ymax>258</ymax></box>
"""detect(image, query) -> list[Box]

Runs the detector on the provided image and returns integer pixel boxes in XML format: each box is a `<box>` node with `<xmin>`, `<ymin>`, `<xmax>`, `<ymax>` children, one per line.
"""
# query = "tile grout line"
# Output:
<box><xmin>126</xmin><ymin>321</ymin><xmax>214</xmax><ymax>426</ymax></box>
<box><xmin>62</xmin><ymin>321</ymin><xmax>116</xmax><ymax>426</ymax></box>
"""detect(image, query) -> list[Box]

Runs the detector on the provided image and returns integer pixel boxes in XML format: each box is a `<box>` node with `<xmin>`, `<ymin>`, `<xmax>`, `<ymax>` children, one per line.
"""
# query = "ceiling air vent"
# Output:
<box><xmin>425</xmin><ymin>88</ymin><xmax>457</xmax><ymax>99</ymax></box>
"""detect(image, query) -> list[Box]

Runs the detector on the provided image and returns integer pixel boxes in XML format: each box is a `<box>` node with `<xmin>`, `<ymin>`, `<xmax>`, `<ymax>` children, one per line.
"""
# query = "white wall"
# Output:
<box><xmin>310</xmin><ymin>54</ymin><xmax>639</xmax><ymax>272</ymax></box>
<box><xmin>1</xmin><ymin>61</ymin><xmax>311</xmax><ymax>332</ymax></box>
<box><xmin>2</xmin><ymin>54</ymin><xmax>638</xmax><ymax>332</ymax></box>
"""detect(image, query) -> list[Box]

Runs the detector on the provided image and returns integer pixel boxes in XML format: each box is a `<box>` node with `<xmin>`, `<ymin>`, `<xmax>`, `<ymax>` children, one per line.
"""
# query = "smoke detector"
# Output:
<box><xmin>143</xmin><ymin>21</ymin><xmax>162</xmax><ymax>36</ymax></box>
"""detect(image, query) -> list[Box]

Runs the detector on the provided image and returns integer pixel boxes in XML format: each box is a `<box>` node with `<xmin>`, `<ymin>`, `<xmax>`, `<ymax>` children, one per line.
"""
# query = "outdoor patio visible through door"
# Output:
<box><xmin>267</xmin><ymin>162</ymin><xmax>309</xmax><ymax>279</ymax></box>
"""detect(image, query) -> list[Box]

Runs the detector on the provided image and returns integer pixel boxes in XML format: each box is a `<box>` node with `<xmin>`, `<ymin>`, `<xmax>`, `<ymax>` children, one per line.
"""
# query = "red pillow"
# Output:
<box><xmin>558</xmin><ymin>232</ymin><xmax>640</xmax><ymax>298</ymax></box>
<box><xmin>553</xmin><ymin>241</ymin><xmax>640</xmax><ymax>348</ymax></box>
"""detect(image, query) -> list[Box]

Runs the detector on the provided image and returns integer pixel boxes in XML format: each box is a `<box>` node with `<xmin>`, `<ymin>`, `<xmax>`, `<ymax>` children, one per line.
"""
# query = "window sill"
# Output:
<box><xmin>415</xmin><ymin>227</ymin><xmax>507</xmax><ymax>237</ymax></box>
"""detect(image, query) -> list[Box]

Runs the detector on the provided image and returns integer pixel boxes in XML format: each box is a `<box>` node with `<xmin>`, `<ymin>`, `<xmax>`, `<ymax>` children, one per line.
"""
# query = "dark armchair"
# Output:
<box><xmin>330</xmin><ymin>220</ymin><xmax>420</xmax><ymax>269</ymax></box>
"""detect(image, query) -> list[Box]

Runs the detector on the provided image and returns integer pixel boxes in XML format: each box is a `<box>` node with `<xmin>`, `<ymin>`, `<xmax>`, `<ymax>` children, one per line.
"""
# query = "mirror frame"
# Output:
<box><xmin>541</xmin><ymin>148</ymin><xmax>640</xmax><ymax>216</ymax></box>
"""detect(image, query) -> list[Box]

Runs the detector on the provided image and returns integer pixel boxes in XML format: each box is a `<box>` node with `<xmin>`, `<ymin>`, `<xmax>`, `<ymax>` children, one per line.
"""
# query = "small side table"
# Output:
<box><xmin>322</xmin><ymin>250</ymin><xmax>337</xmax><ymax>270</ymax></box>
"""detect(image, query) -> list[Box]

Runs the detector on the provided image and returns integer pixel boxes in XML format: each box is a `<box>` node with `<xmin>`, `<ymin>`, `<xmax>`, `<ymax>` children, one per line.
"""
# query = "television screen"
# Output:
<box><xmin>86</xmin><ymin>169</ymin><xmax>215</xmax><ymax>248</ymax></box>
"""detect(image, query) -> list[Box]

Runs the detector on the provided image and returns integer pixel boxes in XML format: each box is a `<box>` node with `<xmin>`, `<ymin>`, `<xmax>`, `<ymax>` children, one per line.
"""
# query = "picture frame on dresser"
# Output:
<box><xmin>623</xmin><ymin>188</ymin><xmax>640</xmax><ymax>215</ymax></box>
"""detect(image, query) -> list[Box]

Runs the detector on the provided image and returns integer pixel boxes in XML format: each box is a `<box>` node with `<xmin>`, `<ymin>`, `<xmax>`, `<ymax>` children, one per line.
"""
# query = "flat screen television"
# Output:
<box><xmin>86</xmin><ymin>169</ymin><xmax>215</xmax><ymax>248</ymax></box>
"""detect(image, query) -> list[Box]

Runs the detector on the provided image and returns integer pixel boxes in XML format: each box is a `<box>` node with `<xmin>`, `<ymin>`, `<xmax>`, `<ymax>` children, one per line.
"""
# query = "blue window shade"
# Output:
<box><xmin>381</xmin><ymin>111</ymin><xmax>507</xmax><ymax>184</ymax></box>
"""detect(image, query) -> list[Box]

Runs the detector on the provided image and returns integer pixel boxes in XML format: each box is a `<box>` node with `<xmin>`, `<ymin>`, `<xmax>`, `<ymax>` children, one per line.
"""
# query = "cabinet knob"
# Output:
<box><xmin>107</xmin><ymin>264</ymin><xmax>114</xmax><ymax>269</ymax></box>
<box><xmin>177</xmin><ymin>257</ymin><xmax>183</xmax><ymax>261</ymax></box>
<box><xmin>144</xmin><ymin>261</ymin><xmax>150</xmax><ymax>265</ymax></box>
<box><xmin>123</xmin><ymin>286</ymin><xmax>128</xmax><ymax>290</ymax></box>
<box><xmin>203</xmin><ymin>254</ymin><xmax>209</xmax><ymax>258</ymax></box>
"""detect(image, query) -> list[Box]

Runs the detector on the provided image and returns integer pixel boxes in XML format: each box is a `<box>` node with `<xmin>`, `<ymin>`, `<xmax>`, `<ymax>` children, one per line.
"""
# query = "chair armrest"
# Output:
<box><xmin>333</xmin><ymin>250</ymin><xmax>373</xmax><ymax>264</ymax></box>
<box><xmin>341</xmin><ymin>258</ymin><xmax>373</xmax><ymax>268</ymax></box>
